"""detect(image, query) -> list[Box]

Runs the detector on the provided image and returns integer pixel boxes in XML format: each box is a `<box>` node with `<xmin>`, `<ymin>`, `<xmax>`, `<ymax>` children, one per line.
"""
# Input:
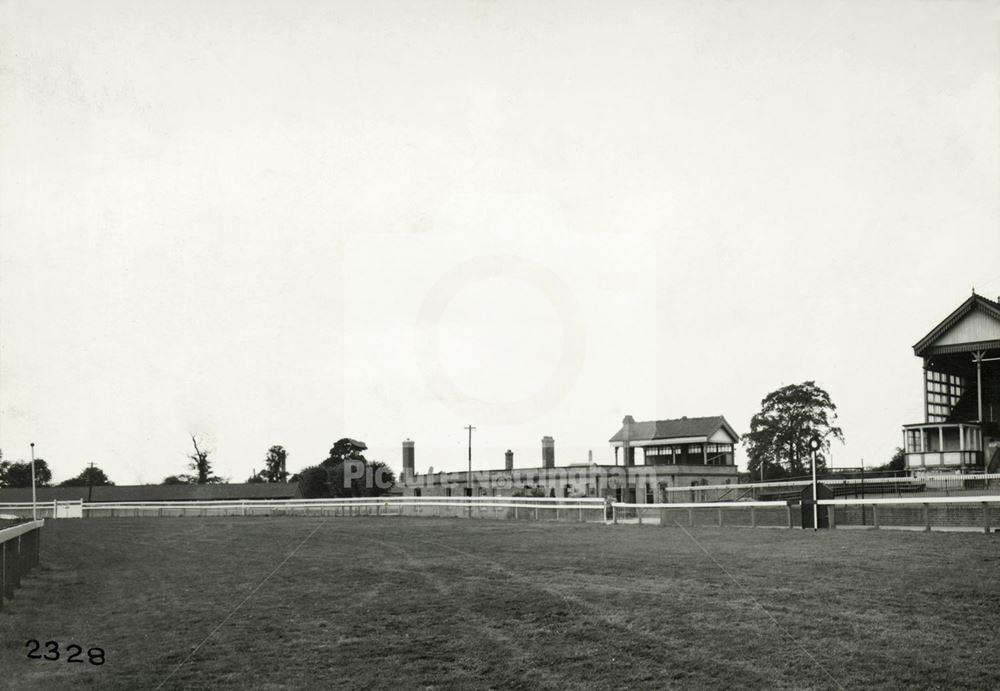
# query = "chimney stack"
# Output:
<box><xmin>542</xmin><ymin>436</ymin><xmax>555</xmax><ymax>468</ymax></box>
<box><xmin>504</xmin><ymin>449</ymin><xmax>514</xmax><ymax>471</ymax></box>
<box><xmin>402</xmin><ymin>439</ymin><xmax>415</xmax><ymax>481</ymax></box>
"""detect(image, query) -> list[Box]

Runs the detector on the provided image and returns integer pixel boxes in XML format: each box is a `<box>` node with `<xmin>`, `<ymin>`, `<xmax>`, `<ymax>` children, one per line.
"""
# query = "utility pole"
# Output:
<box><xmin>30</xmin><ymin>443</ymin><xmax>37</xmax><ymax>521</ymax></box>
<box><xmin>87</xmin><ymin>461</ymin><xmax>95</xmax><ymax>503</ymax></box>
<box><xmin>465</xmin><ymin>425</ymin><xmax>476</xmax><ymax>517</ymax></box>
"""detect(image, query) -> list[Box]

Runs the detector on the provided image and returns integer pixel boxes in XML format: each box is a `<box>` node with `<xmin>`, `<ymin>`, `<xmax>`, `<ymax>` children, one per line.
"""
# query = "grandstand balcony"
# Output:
<box><xmin>902</xmin><ymin>422</ymin><xmax>983</xmax><ymax>471</ymax></box>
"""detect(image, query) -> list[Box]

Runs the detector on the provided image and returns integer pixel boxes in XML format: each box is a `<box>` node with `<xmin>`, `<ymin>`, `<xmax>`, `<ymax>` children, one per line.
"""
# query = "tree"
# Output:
<box><xmin>59</xmin><ymin>465</ymin><xmax>114</xmax><ymax>487</ymax></box>
<box><xmin>874</xmin><ymin>447</ymin><xmax>906</xmax><ymax>473</ymax></box>
<box><xmin>0</xmin><ymin>458</ymin><xmax>52</xmax><ymax>488</ymax></box>
<box><xmin>262</xmin><ymin>445</ymin><xmax>289</xmax><ymax>483</ymax></box>
<box><xmin>296</xmin><ymin>438</ymin><xmax>395</xmax><ymax>498</ymax></box>
<box><xmin>187</xmin><ymin>435</ymin><xmax>224</xmax><ymax>484</ymax></box>
<box><xmin>161</xmin><ymin>475</ymin><xmax>195</xmax><ymax>485</ymax></box>
<box><xmin>745</xmin><ymin>381</ymin><xmax>845</xmax><ymax>478</ymax></box>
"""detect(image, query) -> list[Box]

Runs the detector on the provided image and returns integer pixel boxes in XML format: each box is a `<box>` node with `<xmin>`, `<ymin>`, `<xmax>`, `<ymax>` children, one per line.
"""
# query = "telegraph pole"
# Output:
<box><xmin>465</xmin><ymin>425</ymin><xmax>476</xmax><ymax>517</ymax></box>
<box><xmin>87</xmin><ymin>461</ymin><xmax>95</xmax><ymax>503</ymax></box>
<box><xmin>30</xmin><ymin>443</ymin><xmax>37</xmax><ymax>521</ymax></box>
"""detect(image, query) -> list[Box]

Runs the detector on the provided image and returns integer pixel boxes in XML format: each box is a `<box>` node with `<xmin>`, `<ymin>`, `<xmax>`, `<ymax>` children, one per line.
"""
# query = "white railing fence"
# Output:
<box><xmin>2</xmin><ymin>494</ymin><xmax>998</xmax><ymax>532</ymax></box>
<box><xmin>1</xmin><ymin>519</ymin><xmax>44</xmax><ymax>611</ymax></box>
<box><xmin>0</xmin><ymin>496</ymin><xmax>609</xmax><ymax>522</ymax></box>
<box><xmin>612</xmin><ymin>495</ymin><xmax>1000</xmax><ymax>532</ymax></box>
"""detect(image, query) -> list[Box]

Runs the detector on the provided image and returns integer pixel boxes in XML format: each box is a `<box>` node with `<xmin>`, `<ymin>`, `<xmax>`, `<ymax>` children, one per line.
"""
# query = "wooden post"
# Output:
<box><xmin>872</xmin><ymin>505</ymin><xmax>880</xmax><ymax>530</ymax></box>
<box><xmin>750</xmin><ymin>506</ymin><xmax>757</xmax><ymax>528</ymax></box>
<box><xmin>637</xmin><ymin>508</ymin><xmax>643</xmax><ymax>525</ymax></box>
<box><xmin>534</xmin><ymin>506</ymin><xmax>539</xmax><ymax>521</ymax></box>
<box><xmin>827</xmin><ymin>505</ymin><xmax>836</xmax><ymax>529</ymax></box>
<box><xmin>786</xmin><ymin>504</ymin><xmax>793</xmax><ymax>529</ymax></box>
<box><xmin>688</xmin><ymin>508</ymin><xmax>694</xmax><ymax>527</ymax></box>
<box><xmin>924</xmin><ymin>503</ymin><xmax>931</xmax><ymax>532</ymax></box>
<box><xmin>612</xmin><ymin>505</ymin><xmax>618</xmax><ymax>525</ymax></box>
<box><xmin>717</xmin><ymin>507</ymin><xmax>723</xmax><ymax>528</ymax></box>
<box><xmin>579</xmin><ymin>506</ymin><xmax>584</xmax><ymax>523</ymax></box>
<box><xmin>983</xmin><ymin>502</ymin><xmax>991</xmax><ymax>534</ymax></box>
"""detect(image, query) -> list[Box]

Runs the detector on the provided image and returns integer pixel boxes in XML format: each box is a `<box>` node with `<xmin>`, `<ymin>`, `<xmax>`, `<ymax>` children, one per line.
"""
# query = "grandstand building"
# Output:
<box><xmin>398</xmin><ymin>415</ymin><xmax>740</xmax><ymax>504</ymax></box>
<box><xmin>903</xmin><ymin>292</ymin><xmax>1000</xmax><ymax>473</ymax></box>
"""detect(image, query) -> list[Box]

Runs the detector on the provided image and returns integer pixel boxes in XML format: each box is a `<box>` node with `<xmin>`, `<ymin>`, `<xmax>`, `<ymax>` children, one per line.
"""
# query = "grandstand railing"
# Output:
<box><xmin>658</xmin><ymin>472</ymin><xmax>1000</xmax><ymax>503</ymax></box>
<box><xmin>817</xmin><ymin>495</ymin><xmax>1000</xmax><ymax>533</ymax></box>
<box><xmin>0</xmin><ymin>520</ymin><xmax>44</xmax><ymax>611</ymax></box>
<box><xmin>612</xmin><ymin>495</ymin><xmax>1000</xmax><ymax>531</ymax></box>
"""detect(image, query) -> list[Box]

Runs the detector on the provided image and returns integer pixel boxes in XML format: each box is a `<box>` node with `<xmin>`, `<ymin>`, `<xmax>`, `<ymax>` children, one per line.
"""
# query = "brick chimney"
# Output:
<box><xmin>542</xmin><ymin>436</ymin><xmax>555</xmax><ymax>468</ymax></box>
<box><xmin>504</xmin><ymin>449</ymin><xmax>514</xmax><ymax>471</ymax></box>
<box><xmin>402</xmin><ymin>439</ymin><xmax>415</xmax><ymax>481</ymax></box>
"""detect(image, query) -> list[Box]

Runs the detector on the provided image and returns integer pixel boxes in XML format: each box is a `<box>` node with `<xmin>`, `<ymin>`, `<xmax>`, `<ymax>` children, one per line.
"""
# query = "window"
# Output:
<box><xmin>688</xmin><ymin>445</ymin><xmax>702</xmax><ymax>455</ymax></box>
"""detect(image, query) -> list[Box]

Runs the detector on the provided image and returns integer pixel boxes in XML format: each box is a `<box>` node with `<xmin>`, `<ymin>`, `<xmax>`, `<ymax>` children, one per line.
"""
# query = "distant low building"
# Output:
<box><xmin>903</xmin><ymin>292</ymin><xmax>1000</xmax><ymax>473</ymax></box>
<box><xmin>398</xmin><ymin>414</ymin><xmax>740</xmax><ymax>504</ymax></box>
<box><xmin>0</xmin><ymin>482</ymin><xmax>301</xmax><ymax>505</ymax></box>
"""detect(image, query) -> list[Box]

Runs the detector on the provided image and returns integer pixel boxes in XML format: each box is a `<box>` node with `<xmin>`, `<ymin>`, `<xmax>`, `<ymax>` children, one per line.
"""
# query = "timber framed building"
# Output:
<box><xmin>903</xmin><ymin>292</ymin><xmax>1000</xmax><ymax>473</ymax></box>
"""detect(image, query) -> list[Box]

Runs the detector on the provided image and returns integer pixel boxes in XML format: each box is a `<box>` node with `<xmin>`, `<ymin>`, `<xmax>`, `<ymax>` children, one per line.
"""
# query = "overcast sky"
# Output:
<box><xmin>2</xmin><ymin>1</ymin><xmax>998</xmax><ymax>485</ymax></box>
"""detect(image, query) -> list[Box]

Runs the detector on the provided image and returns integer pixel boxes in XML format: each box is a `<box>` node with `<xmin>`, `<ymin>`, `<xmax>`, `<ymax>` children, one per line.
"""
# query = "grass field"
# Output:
<box><xmin>1</xmin><ymin>517</ymin><xmax>998</xmax><ymax>690</ymax></box>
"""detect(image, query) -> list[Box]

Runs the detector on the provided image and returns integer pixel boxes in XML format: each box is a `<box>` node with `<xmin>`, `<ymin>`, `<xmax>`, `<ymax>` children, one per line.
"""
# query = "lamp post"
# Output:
<box><xmin>30</xmin><ymin>442</ymin><xmax>37</xmax><ymax>521</ymax></box>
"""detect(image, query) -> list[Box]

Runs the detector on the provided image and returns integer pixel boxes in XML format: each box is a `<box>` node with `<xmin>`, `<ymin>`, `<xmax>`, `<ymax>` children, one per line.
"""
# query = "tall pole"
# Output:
<box><xmin>87</xmin><ymin>461</ymin><xmax>95</xmax><ymax>503</ymax></box>
<box><xmin>465</xmin><ymin>425</ymin><xmax>476</xmax><ymax>516</ymax></box>
<box><xmin>30</xmin><ymin>442</ymin><xmax>37</xmax><ymax>521</ymax></box>
<box><xmin>811</xmin><ymin>449</ymin><xmax>818</xmax><ymax>532</ymax></box>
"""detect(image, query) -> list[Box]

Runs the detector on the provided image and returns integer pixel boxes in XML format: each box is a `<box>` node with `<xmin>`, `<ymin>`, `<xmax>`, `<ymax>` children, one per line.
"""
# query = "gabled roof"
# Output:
<box><xmin>609</xmin><ymin>416</ymin><xmax>739</xmax><ymax>444</ymax></box>
<box><xmin>0</xmin><ymin>482</ymin><xmax>301</xmax><ymax>504</ymax></box>
<box><xmin>913</xmin><ymin>293</ymin><xmax>1000</xmax><ymax>357</ymax></box>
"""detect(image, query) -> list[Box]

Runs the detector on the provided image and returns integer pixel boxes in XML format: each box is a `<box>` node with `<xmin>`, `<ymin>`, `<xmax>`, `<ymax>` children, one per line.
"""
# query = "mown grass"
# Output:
<box><xmin>0</xmin><ymin>517</ymin><xmax>997</xmax><ymax>690</ymax></box>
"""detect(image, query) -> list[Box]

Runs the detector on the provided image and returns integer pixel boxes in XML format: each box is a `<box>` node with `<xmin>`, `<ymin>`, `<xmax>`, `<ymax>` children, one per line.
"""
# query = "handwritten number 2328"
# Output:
<box><xmin>25</xmin><ymin>640</ymin><xmax>105</xmax><ymax>665</ymax></box>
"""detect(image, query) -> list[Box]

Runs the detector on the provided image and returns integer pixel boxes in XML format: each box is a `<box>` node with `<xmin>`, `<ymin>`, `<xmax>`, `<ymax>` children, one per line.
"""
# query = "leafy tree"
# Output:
<box><xmin>187</xmin><ymin>435</ymin><xmax>224</xmax><ymax>484</ymax></box>
<box><xmin>874</xmin><ymin>447</ymin><xmax>906</xmax><ymax>473</ymax></box>
<box><xmin>296</xmin><ymin>438</ymin><xmax>395</xmax><ymax>498</ymax></box>
<box><xmin>59</xmin><ymin>465</ymin><xmax>115</xmax><ymax>487</ymax></box>
<box><xmin>262</xmin><ymin>445</ymin><xmax>289</xmax><ymax>483</ymax></box>
<box><xmin>745</xmin><ymin>381</ymin><xmax>845</xmax><ymax>477</ymax></box>
<box><xmin>0</xmin><ymin>458</ymin><xmax>52</xmax><ymax>488</ymax></box>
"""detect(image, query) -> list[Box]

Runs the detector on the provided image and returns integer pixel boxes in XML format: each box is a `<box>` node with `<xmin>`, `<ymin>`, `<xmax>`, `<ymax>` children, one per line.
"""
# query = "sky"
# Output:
<box><xmin>1</xmin><ymin>1</ymin><xmax>998</xmax><ymax>485</ymax></box>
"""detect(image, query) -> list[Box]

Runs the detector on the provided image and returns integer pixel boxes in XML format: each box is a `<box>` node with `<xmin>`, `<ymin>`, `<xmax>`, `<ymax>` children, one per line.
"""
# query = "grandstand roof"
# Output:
<box><xmin>608</xmin><ymin>416</ymin><xmax>739</xmax><ymax>445</ymax></box>
<box><xmin>0</xmin><ymin>482</ymin><xmax>301</xmax><ymax>503</ymax></box>
<box><xmin>913</xmin><ymin>292</ymin><xmax>1000</xmax><ymax>357</ymax></box>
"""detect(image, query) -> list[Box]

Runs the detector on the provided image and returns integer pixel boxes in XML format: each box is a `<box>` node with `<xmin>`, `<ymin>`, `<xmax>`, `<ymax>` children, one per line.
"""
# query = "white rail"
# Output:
<box><xmin>0</xmin><ymin>520</ymin><xmax>45</xmax><ymax>543</ymax></box>
<box><xmin>818</xmin><ymin>495</ymin><xmax>1000</xmax><ymax>506</ymax></box>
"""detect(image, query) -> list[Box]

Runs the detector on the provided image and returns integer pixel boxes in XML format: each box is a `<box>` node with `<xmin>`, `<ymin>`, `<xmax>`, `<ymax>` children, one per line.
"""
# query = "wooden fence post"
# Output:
<box><xmin>923</xmin><ymin>503</ymin><xmax>931</xmax><ymax>532</ymax></box>
<box><xmin>983</xmin><ymin>502</ymin><xmax>990</xmax><ymax>534</ymax></box>
<box><xmin>717</xmin><ymin>508</ymin><xmax>723</xmax><ymax>528</ymax></box>
<box><xmin>827</xmin><ymin>505</ymin><xmax>836</xmax><ymax>529</ymax></box>
<box><xmin>534</xmin><ymin>506</ymin><xmax>539</xmax><ymax>521</ymax></box>
<box><xmin>872</xmin><ymin>505</ymin><xmax>880</xmax><ymax>530</ymax></box>
<box><xmin>786</xmin><ymin>505</ymin><xmax>793</xmax><ymax>529</ymax></box>
<box><xmin>612</xmin><ymin>505</ymin><xmax>618</xmax><ymax>525</ymax></box>
<box><xmin>750</xmin><ymin>506</ymin><xmax>756</xmax><ymax>528</ymax></box>
<box><xmin>637</xmin><ymin>508</ymin><xmax>643</xmax><ymax>525</ymax></box>
<box><xmin>688</xmin><ymin>508</ymin><xmax>694</xmax><ymax>527</ymax></box>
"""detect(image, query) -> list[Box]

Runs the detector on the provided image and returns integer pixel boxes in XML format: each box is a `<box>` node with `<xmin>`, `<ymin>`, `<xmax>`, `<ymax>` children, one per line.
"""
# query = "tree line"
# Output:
<box><xmin>0</xmin><ymin>435</ymin><xmax>396</xmax><ymax>497</ymax></box>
